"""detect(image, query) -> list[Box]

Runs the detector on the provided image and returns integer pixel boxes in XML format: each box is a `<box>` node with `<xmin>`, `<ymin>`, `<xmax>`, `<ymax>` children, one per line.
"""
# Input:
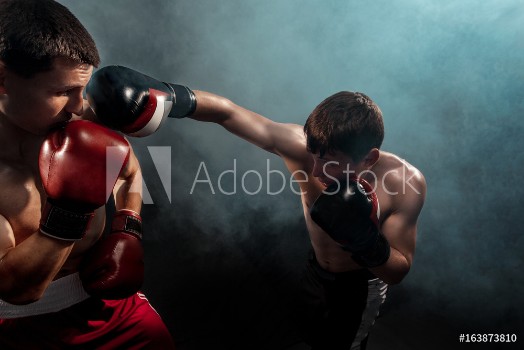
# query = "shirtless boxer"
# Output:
<box><xmin>87</xmin><ymin>66</ymin><xmax>427</xmax><ymax>349</ymax></box>
<box><xmin>0</xmin><ymin>1</ymin><xmax>174</xmax><ymax>348</ymax></box>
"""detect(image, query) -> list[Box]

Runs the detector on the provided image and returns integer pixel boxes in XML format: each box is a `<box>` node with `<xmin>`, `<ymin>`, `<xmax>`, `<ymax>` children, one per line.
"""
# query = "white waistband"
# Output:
<box><xmin>0</xmin><ymin>272</ymin><xmax>90</xmax><ymax>319</ymax></box>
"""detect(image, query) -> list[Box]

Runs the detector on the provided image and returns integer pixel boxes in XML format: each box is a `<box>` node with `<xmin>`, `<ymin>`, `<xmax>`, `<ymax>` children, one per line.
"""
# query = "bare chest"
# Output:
<box><xmin>298</xmin><ymin>177</ymin><xmax>395</xmax><ymax>272</ymax></box>
<box><xmin>0</xmin><ymin>163</ymin><xmax>105</xmax><ymax>274</ymax></box>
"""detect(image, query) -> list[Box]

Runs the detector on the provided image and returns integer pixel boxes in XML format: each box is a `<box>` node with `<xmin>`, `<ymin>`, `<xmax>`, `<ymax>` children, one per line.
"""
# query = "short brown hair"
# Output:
<box><xmin>0</xmin><ymin>0</ymin><xmax>100</xmax><ymax>78</ymax></box>
<box><xmin>304</xmin><ymin>91</ymin><xmax>384</xmax><ymax>162</ymax></box>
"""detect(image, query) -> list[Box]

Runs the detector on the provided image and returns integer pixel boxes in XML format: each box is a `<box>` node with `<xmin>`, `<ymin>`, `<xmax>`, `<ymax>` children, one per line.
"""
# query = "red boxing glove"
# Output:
<box><xmin>80</xmin><ymin>209</ymin><xmax>144</xmax><ymax>300</ymax></box>
<box><xmin>39</xmin><ymin>120</ymin><xmax>130</xmax><ymax>241</ymax></box>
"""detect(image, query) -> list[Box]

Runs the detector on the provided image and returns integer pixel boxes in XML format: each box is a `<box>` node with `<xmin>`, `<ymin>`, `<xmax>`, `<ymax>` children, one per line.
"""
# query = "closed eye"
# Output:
<box><xmin>55</xmin><ymin>85</ymin><xmax>82</xmax><ymax>97</ymax></box>
<box><xmin>56</xmin><ymin>89</ymin><xmax>73</xmax><ymax>97</ymax></box>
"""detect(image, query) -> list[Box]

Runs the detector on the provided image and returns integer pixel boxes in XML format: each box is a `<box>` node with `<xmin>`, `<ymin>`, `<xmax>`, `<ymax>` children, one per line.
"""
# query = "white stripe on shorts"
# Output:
<box><xmin>350</xmin><ymin>278</ymin><xmax>388</xmax><ymax>349</ymax></box>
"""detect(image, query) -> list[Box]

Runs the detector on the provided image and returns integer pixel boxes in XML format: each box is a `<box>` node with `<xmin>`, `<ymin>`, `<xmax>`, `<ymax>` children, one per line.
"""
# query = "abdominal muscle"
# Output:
<box><xmin>301</xmin><ymin>196</ymin><xmax>363</xmax><ymax>273</ymax></box>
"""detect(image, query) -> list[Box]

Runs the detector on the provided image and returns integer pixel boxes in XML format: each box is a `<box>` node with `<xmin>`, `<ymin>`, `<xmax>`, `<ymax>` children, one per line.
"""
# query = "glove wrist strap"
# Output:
<box><xmin>111</xmin><ymin>209</ymin><xmax>143</xmax><ymax>240</ymax></box>
<box><xmin>39</xmin><ymin>200</ymin><xmax>93</xmax><ymax>241</ymax></box>
<box><xmin>165</xmin><ymin>83</ymin><xmax>197</xmax><ymax>118</ymax></box>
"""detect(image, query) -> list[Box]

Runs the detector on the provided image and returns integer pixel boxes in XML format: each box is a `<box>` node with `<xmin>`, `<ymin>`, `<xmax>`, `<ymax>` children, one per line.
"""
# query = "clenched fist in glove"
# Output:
<box><xmin>86</xmin><ymin>65</ymin><xmax>196</xmax><ymax>137</ymax></box>
<box><xmin>80</xmin><ymin>209</ymin><xmax>144</xmax><ymax>300</ymax></box>
<box><xmin>39</xmin><ymin>120</ymin><xmax>130</xmax><ymax>241</ymax></box>
<box><xmin>310</xmin><ymin>178</ymin><xmax>391</xmax><ymax>268</ymax></box>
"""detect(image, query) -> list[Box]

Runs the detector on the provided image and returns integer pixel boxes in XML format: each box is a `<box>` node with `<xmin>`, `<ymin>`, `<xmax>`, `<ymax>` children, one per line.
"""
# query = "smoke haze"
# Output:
<box><xmin>59</xmin><ymin>1</ymin><xmax>524</xmax><ymax>348</ymax></box>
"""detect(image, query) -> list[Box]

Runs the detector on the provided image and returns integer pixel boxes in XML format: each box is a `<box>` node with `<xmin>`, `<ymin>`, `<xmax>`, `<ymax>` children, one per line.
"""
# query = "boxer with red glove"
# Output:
<box><xmin>39</xmin><ymin>120</ymin><xmax>130</xmax><ymax>241</ymax></box>
<box><xmin>310</xmin><ymin>178</ymin><xmax>391</xmax><ymax>267</ymax></box>
<box><xmin>0</xmin><ymin>2</ymin><xmax>175</xmax><ymax>347</ymax></box>
<box><xmin>40</xmin><ymin>120</ymin><xmax>145</xmax><ymax>300</ymax></box>
<box><xmin>86</xmin><ymin>65</ymin><xmax>196</xmax><ymax>137</ymax></box>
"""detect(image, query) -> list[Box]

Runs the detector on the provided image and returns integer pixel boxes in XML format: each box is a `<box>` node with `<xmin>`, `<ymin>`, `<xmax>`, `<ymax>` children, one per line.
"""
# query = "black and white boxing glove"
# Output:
<box><xmin>86</xmin><ymin>65</ymin><xmax>196</xmax><ymax>137</ymax></box>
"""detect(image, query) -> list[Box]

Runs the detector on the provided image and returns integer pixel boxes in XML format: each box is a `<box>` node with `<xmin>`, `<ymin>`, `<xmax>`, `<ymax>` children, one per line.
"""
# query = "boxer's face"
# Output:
<box><xmin>311</xmin><ymin>151</ymin><xmax>359</xmax><ymax>187</ymax></box>
<box><xmin>0</xmin><ymin>57</ymin><xmax>93</xmax><ymax>135</ymax></box>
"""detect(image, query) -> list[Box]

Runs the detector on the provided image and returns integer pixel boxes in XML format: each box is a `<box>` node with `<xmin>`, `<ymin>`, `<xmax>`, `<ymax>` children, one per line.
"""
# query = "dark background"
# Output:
<box><xmin>60</xmin><ymin>1</ymin><xmax>523</xmax><ymax>349</ymax></box>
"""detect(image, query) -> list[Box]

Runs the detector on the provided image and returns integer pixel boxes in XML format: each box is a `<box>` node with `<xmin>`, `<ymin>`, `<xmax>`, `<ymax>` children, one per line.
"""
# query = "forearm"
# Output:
<box><xmin>0</xmin><ymin>233</ymin><xmax>74</xmax><ymax>304</ymax></box>
<box><xmin>368</xmin><ymin>247</ymin><xmax>410</xmax><ymax>285</ymax></box>
<box><xmin>190</xmin><ymin>90</ymin><xmax>233</xmax><ymax>124</ymax></box>
<box><xmin>190</xmin><ymin>90</ymin><xmax>281</xmax><ymax>153</ymax></box>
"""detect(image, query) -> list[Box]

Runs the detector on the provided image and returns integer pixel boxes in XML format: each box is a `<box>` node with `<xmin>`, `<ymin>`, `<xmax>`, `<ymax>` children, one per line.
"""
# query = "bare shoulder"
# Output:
<box><xmin>0</xmin><ymin>160</ymin><xmax>39</xmax><ymax>251</ymax></box>
<box><xmin>375</xmin><ymin>151</ymin><xmax>426</xmax><ymax>216</ymax></box>
<box><xmin>271</xmin><ymin>122</ymin><xmax>307</xmax><ymax>155</ymax></box>
<box><xmin>0</xmin><ymin>160</ymin><xmax>29</xmax><ymax>208</ymax></box>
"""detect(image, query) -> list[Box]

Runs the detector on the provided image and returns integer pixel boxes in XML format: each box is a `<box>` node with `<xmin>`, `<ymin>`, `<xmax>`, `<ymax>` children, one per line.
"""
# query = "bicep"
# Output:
<box><xmin>193</xmin><ymin>91</ymin><xmax>306</xmax><ymax>157</ymax></box>
<box><xmin>0</xmin><ymin>215</ymin><xmax>16</xmax><ymax>293</ymax></box>
<box><xmin>222</xmin><ymin>105</ymin><xmax>303</xmax><ymax>156</ymax></box>
<box><xmin>113</xmin><ymin>144</ymin><xmax>142</xmax><ymax>212</ymax></box>
<box><xmin>380</xmin><ymin>212</ymin><xmax>417</xmax><ymax>266</ymax></box>
<box><xmin>381</xmin><ymin>171</ymin><xmax>426</xmax><ymax>264</ymax></box>
<box><xmin>0</xmin><ymin>214</ymin><xmax>15</xmax><ymax>261</ymax></box>
<box><xmin>118</xmin><ymin>142</ymin><xmax>141</xmax><ymax>181</ymax></box>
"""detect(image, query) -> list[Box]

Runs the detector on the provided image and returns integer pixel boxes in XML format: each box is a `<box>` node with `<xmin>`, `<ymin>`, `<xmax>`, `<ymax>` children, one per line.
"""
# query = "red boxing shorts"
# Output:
<box><xmin>0</xmin><ymin>274</ymin><xmax>175</xmax><ymax>349</ymax></box>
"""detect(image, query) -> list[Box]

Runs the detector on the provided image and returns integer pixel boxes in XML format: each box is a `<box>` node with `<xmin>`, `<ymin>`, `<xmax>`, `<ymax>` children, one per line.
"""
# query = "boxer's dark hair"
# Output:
<box><xmin>304</xmin><ymin>91</ymin><xmax>384</xmax><ymax>162</ymax></box>
<box><xmin>0</xmin><ymin>0</ymin><xmax>100</xmax><ymax>78</ymax></box>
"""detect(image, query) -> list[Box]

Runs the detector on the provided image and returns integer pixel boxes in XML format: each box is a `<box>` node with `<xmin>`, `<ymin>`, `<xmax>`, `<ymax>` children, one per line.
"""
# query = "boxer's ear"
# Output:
<box><xmin>363</xmin><ymin>148</ymin><xmax>380</xmax><ymax>168</ymax></box>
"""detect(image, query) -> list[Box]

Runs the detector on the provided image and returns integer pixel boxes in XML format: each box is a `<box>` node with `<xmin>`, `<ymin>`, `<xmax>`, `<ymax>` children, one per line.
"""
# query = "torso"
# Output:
<box><xmin>280</xmin><ymin>124</ymin><xmax>421</xmax><ymax>273</ymax></box>
<box><xmin>0</xmin><ymin>141</ymin><xmax>105</xmax><ymax>280</ymax></box>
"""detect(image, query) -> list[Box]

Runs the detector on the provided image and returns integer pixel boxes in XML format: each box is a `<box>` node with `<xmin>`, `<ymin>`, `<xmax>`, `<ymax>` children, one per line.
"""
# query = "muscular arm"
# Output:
<box><xmin>191</xmin><ymin>91</ymin><xmax>307</xmax><ymax>162</ymax></box>
<box><xmin>369</xmin><ymin>173</ymin><xmax>427</xmax><ymax>284</ymax></box>
<box><xmin>113</xmin><ymin>144</ymin><xmax>142</xmax><ymax>214</ymax></box>
<box><xmin>0</xmin><ymin>216</ymin><xmax>74</xmax><ymax>304</ymax></box>
<box><xmin>79</xmin><ymin>141</ymin><xmax>144</xmax><ymax>300</ymax></box>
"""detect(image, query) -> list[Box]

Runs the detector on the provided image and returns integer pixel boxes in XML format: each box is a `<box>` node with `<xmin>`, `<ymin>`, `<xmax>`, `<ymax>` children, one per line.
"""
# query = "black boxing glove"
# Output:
<box><xmin>86</xmin><ymin>65</ymin><xmax>196</xmax><ymax>137</ymax></box>
<box><xmin>310</xmin><ymin>178</ymin><xmax>390</xmax><ymax>267</ymax></box>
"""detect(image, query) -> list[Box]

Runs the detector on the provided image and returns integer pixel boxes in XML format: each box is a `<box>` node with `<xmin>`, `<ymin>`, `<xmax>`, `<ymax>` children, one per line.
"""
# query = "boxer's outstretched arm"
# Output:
<box><xmin>191</xmin><ymin>90</ymin><xmax>307</xmax><ymax>162</ymax></box>
<box><xmin>85</xmin><ymin>66</ymin><xmax>309</xmax><ymax>164</ymax></box>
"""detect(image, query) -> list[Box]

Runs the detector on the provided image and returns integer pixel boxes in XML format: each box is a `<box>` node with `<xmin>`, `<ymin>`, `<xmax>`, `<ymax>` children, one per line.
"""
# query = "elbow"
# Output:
<box><xmin>0</xmin><ymin>258</ymin><xmax>49</xmax><ymax>305</ymax></box>
<box><xmin>375</xmin><ymin>261</ymin><xmax>411</xmax><ymax>285</ymax></box>
<box><xmin>381</xmin><ymin>274</ymin><xmax>405</xmax><ymax>285</ymax></box>
<box><xmin>0</xmin><ymin>287</ymin><xmax>45</xmax><ymax>305</ymax></box>
<box><xmin>379</xmin><ymin>269</ymin><xmax>408</xmax><ymax>285</ymax></box>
